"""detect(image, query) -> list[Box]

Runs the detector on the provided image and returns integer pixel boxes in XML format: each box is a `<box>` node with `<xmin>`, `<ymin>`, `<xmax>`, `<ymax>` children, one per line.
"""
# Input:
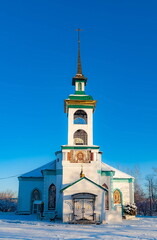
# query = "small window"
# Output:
<box><xmin>74</xmin><ymin>110</ymin><xmax>87</xmax><ymax>124</ymax></box>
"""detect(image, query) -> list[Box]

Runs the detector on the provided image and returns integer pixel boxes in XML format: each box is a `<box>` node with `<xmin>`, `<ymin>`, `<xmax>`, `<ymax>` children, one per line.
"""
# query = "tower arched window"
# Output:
<box><xmin>74</xmin><ymin>110</ymin><xmax>87</xmax><ymax>124</ymax></box>
<box><xmin>48</xmin><ymin>184</ymin><xmax>56</xmax><ymax>210</ymax></box>
<box><xmin>74</xmin><ymin>129</ymin><xmax>88</xmax><ymax>145</ymax></box>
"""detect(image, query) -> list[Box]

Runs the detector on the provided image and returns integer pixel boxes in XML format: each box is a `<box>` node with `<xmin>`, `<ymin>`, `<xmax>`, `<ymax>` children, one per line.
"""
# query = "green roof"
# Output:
<box><xmin>61</xmin><ymin>176</ymin><xmax>108</xmax><ymax>192</ymax></box>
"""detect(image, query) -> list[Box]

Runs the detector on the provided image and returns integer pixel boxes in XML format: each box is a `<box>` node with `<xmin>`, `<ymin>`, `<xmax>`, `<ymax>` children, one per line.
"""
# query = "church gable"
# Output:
<box><xmin>61</xmin><ymin>177</ymin><xmax>108</xmax><ymax>192</ymax></box>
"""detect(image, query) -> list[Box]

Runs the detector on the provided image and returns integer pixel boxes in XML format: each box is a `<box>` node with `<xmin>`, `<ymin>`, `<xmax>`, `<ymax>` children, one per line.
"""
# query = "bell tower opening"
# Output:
<box><xmin>74</xmin><ymin>110</ymin><xmax>87</xmax><ymax>124</ymax></box>
<box><xmin>74</xmin><ymin>129</ymin><xmax>88</xmax><ymax>145</ymax></box>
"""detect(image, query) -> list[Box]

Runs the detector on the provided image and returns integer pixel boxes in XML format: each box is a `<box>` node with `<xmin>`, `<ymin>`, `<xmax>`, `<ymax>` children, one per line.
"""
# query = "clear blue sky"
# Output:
<box><xmin>0</xmin><ymin>0</ymin><xmax>157</xmax><ymax>193</ymax></box>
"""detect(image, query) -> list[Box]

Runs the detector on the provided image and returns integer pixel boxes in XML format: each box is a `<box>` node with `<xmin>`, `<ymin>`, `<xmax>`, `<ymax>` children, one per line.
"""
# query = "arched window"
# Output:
<box><xmin>74</xmin><ymin>129</ymin><xmax>88</xmax><ymax>145</ymax></box>
<box><xmin>78</xmin><ymin>82</ymin><xmax>82</xmax><ymax>91</ymax></box>
<box><xmin>31</xmin><ymin>189</ymin><xmax>41</xmax><ymax>213</ymax></box>
<box><xmin>32</xmin><ymin>189</ymin><xmax>40</xmax><ymax>201</ymax></box>
<box><xmin>48</xmin><ymin>184</ymin><xmax>56</xmax><ymax>210</ymax></box>
<box><xmin>74</xmin><ymin>110</ymin><xmax>87</xmax><ymax>124</ymax></box>
<box><xmin>113</xmin><ymin>189</ymin><xmax>122</xmax><ymax>204</ymax></box>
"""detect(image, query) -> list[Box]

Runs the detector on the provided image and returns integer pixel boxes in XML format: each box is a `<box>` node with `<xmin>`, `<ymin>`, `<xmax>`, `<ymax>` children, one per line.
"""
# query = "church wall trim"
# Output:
<box><xmin>19</xmin><ymin>177</ymin><xmax>43</xmax><ymax>181</ymax></box>
<box><xmin>68</xmin><ymin>105</ymin><xmax>94</xmax><ymax>109</ymax></box>
<box><xmin>113</xmin><ymin>178</ymin><xmax>134</xmax><ymax>183</ymax></box>
<box><xmin>74</xmin><ymin>91</ymin><xmax>85</xmax><ymax>95</ymax></box>
<box><xmin>62</xmin><ymin>146</ymin><xmax>99</xmax><ymax>150</ymax></box>
<box><xmin>69</xmin><ymin>95</ymin><xmax>93</xmax><ymax>100</ymax></box>
<box><xmin>97</xmin><ymin>170</ymin><xmax>115</xmax><ymax>176</ymax></box>
<box><xmin>42</xmin><ymin>169</ymin><xmax>62</xmax><ymax>175</ymax></box>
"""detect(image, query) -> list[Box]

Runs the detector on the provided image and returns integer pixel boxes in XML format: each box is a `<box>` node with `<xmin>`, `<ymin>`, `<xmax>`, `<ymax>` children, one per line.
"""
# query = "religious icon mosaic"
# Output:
<box><xmin>67</xmin><ymin>150</ymin><xmax>94</xmax><ymax>163</ymax></box>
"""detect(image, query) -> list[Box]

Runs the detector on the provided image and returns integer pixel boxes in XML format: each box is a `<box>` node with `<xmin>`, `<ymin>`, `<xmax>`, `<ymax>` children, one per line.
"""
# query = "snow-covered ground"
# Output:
<box><xmin>0</xmin><ymin>213</ymin><xmax>157</xmax><ymax>240</ymax></box>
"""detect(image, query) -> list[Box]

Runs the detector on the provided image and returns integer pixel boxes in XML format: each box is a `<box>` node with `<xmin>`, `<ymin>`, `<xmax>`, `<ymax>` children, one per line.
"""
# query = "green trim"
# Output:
<box><xmin>97</xmin><ymin>170</ymin><xmax>115</xmax><ymax>176</ymax></box>
<box><xmin>42</xmin><ymin>169</ymin><xmax>62</xmax><ymax>175</ymax></box>
<box><xmin>113</xmin><ymin>178</ymin><xmax>134</xmax><ymax>183</ymax></box>
<box><xmin>68</xmin><ymin>105</ymin><xmax>94</xmax><ymax>109</ymax></box>
<box><xmin>69</xmin><ymin>95</ymin><xmax>93</xmax><ymax>100</ymax></box>
<box><xmin>61</xmin><ymin>177</ymin><xmax>108</xmax><ymax>192</ymax></box>
<box><xmin>75</xmin><ymin>91</ymin><xmax>85</xmax><ymax>95</ymax></box>
<box><xmin>18</xmin><ymin>177</ymin><xmax>43</xmax><ymax>181</ymax></box>
<box><xmin>61</xmin><ymin>146</ymin><xmax>100</xmax><ymax>150</ymax></box>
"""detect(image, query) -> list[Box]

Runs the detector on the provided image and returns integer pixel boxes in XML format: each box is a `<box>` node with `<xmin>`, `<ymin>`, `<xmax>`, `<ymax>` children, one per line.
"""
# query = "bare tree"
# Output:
<box><xmin>145</xmin><ymin>172</ymin><xmax>157</xmax><ymax>216</ymax></box>
<box><xmin>0</xmin><ymin>190</ymin><xmax>17</xmax><ymax>212</ymax></box>
<box><xmin>0</xmin><ymin>190</ymin><xmax>15</xmax><ymax>200</ymax></box>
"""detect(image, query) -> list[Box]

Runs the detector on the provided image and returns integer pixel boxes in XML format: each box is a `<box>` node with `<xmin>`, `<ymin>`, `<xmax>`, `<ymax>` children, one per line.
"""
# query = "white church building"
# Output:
<box><xmin>18</xmin><ymin>34</ymin><xmax>134</xmax><ymax>223</ymax></box>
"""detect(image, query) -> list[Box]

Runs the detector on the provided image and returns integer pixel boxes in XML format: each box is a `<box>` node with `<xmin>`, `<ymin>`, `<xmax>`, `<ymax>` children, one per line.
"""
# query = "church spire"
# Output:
<box><xmin>77</xmin><ymin>28</ymin><xmax>83</xmax><ymax>75</ymax></box>
<box><xmin>72</xmin><ymin>28</ymin><xmax>87</xmax><ymax>86</ymax></box>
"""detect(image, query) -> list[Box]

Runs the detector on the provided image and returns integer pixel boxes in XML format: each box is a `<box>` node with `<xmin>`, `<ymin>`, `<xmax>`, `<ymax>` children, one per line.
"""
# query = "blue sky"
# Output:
<box><xmin>0</xmin><ymin>0</ymin><xmax>157</xmax><ymax>193</ymax></box>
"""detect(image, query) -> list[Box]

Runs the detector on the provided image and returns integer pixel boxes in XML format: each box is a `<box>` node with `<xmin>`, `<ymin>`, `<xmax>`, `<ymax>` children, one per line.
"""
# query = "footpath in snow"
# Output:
<box><xmin>0</xmin><ymin>213</ymin><xmax>157</xmax><ymax>240</ymax></box>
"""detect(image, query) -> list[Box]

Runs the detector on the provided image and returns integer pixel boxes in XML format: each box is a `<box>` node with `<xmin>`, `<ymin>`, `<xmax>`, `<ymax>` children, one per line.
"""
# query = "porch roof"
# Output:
<box><xmin>61</xmin><ymin>177</ymin><xmax>108</xmax><ymax>192</ymax></box>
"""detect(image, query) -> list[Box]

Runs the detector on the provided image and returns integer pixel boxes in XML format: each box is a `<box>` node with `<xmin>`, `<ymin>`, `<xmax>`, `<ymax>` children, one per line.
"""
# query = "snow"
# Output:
<box><xmin>20</xmin><ymin>160</ymin><xmax>56</xmax><ymax>178</ymax></box>
<box><xmin>0</xmin><ymin>213</ymin><xmax>157</xmax><ymax>240</ymax></box>
<box><xmin>101</xmin><ymin>162</ymin><xmax>134</xmax><ymax>179</ymax></box>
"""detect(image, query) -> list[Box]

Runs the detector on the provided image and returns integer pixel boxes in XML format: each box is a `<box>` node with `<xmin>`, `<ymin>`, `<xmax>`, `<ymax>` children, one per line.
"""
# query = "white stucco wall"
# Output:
<box><xmin>62</xmin><ymin>161</ymin><xmax>102</xmax><ymax>188</ymax></box>
<box><xmin>18</xmin><ymin>178</ymin><xmax>44</xmax><ymax>214</ymax></box>
<box><xmin>113</xmin><ymin>180</ymin><xmax>134</xmax><ymax>205</ymax></box>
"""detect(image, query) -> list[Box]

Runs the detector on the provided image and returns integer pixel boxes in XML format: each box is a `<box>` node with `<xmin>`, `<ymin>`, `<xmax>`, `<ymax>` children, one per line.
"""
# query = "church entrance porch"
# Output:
<box><xmin>62</xmin><ymin>177</ymin><xmax>107</xmax><ymax>223</ymax></box>
<box><xmin>72</xmin><ymin>193</ymin><xmax>96</xmax><ymax>223</ymax></box>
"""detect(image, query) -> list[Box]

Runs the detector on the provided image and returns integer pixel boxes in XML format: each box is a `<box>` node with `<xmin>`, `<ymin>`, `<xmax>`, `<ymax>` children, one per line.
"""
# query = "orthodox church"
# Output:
<box><xmin>18</xmin><ymin>33</ymin><xmax>134</xmax><ymax>223</ymax></box>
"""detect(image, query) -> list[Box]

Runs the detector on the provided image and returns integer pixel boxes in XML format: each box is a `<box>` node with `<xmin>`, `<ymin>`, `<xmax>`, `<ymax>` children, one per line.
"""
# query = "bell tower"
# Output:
<box><xmin>61</xmin><ymin>30</ymin><xmax>102</xmax><ymax>188</ymax></box>
<box><xmin>64</xmin><ymin>29</ymin><xmax>97</xmax><ymax>147</ymax></box>
<box><xmin>62</xmin><ymin>29</ymin><xmax>101</xmax><ymax>176</ymax></box>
